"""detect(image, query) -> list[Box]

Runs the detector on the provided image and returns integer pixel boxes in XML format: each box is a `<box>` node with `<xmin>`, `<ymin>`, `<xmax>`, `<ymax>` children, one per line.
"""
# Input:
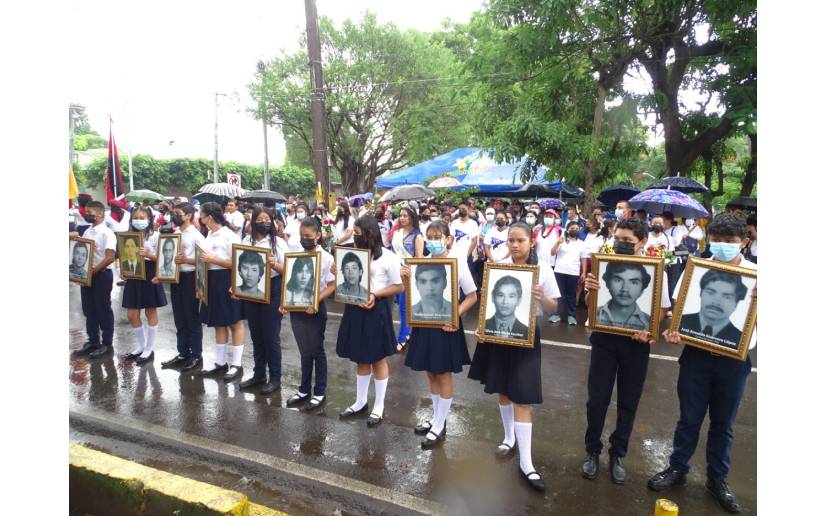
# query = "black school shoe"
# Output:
<box><xmin>647</xmin><ymin>466</ymin><xmax>687</xmax><ymax>491</ymax></box>
<box><xmin>239</xmin><ymin>376</ymin><xmax>266</xmax><ymax>390</ymax></box>
<box><xmin>161</xmin><ymin>354</ymin><xmax>188</xmax><ymax>368</ymax></box>
<box><xmin>88</xmin><ymin>345</ymin><xmax>112</xmax><ymax>359</ymax></box>
<box><xmin>421</xmin><ymin>427</ymin><xmax>446</xmax><ymax>449</ymax></box>
<box><xmin>223</xmin><ymin>366</ymin><xmax>243</xmax><ymax>382</ymax></box>
<box><xmin>414</xmin><ymin>420</ymin><xmax>432</xmax><ymax>435</ymax></box>
<box><xmin>200</xmin><ymin>363</ymin><xmax>228</xmax><ymax>377</ymax></box>
<box><xmin>301</xmin><ymin>395</ymin><xmax>326</xmax><ymax>412</ymax></box>
<box><xmin>123</xmin><ymin>350</ymin><xmax>142</xmax><ymax>361</ymax></box>
<box><xmin>339</xmin><ymin>404</ymin><xmax>369</xmax><ymax>419</ymax></box>
<box><xmin>609</xmin><ymin>455</ymin><xmax>626</xmax><ymax>485</ymax></box>
<box><xmin>135</xmin><ymin>352</ymin><xmax>154</xmax><ymax>365</ymax></box>
<box><xmin>706</xmin><ymin>477</ymin><xmax>742</xmax><ymax>513</ymax></box>
<box><xmin>581</xmin><ymin>452</ymin><xmax>599</xmax><ymax>480</ymax></box>
<box><xmin>519</xmin><ymin>468</ymin><xmax>546</xmax><ymax>492</ymax></box>
<box><xmin>259</xmin><ymin>382</ymin><xmax>280</xmax><ymax>395</ymax></box>
<box><xmin>72</xmin><ymin>342</ymin><xmax>98</xmax><ymax>357</ymax></box>
<box><xmin>366</xmin><ymin>412</ymin><xmax>384</xmax><ymax>428</ymax></box>
<box><xmin>286</xmin><ymin>392</ymin><xmax>310</xmax><ymax>407</ymax></box>
<box><xmin>180</xmin><ymin>356</ymin><xmax>202</xmax><ymax>371</ymax></box>
<box><xmin>495</xmin><ymin>442</ymin><xmax>517</xmax><ymax>459</ymax></box>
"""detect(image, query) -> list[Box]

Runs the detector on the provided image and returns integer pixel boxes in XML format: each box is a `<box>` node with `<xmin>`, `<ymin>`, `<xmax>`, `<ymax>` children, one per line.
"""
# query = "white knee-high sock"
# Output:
<box><xmin>372</xmin><ymin>377</ymin><xmax>388</xmax><ymax>417</ymax></box>
<box><xmin>431</xmin><ymin>396</ymin><xmax>452</xmax><ymax>434</ymax></box>
<box><xmin>499</xmin><ymin>404</ymin><xmax>515</xmax><ymax>447</ymax></box>
<box><xmin>231</xmin><ymin>345</ymin><xmax>244</xmax><ymax>367</ymax></box>
<box><xmin>350</xmin><ymin>373</ymin><xmax>371</xmax><ymax>411</ymax></box>
<box><xmin>515</xmin><ymin>422</ymin><xmax>538</xmax><ymax>478</ymax></box>
<box><xmin>430</xmin><ymin>393</ymin><xmax>440</xmax><ymax>422</ymax></box>
<box><xmin>215</xmin><ymin>343</ymin><xmax>227</xmax><ymax>366</ymax></box>
<box><xmin>141</xmin><ymin>324</ymin><xmax>157</xmax><ymax>358</ymax></box>
<box><xmin>131</xmin><ymin>326</ymin><xmax>146</xmax><ymax>355</ymax></box>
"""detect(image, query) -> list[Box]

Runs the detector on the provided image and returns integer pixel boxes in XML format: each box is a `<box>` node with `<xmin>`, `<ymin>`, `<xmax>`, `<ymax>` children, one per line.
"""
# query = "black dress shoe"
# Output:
<box><xmin>135</xmin><ymin>352</ymin><xmax>154</xmax><ymax>365</ymax></box>
<box><xmin>286</xmin><ymin>392</ymin><xmax>310</xmax><ymax>407</ymax></box>
<box><xmin>72</xmin><ymin>342</ymin><xmax>98</xmax><ymax>357</ymax></box>
<box><xmin>339</xmin><ymin>404</ymin><xmax>369</xmax><ymax>419</ymax></box>
<box><xmin>301</xmin><ymin>395</ymin><xmax>326</xmax><ymax>411</ymax></box>
<box><xmin>366</xmin><ymin>412</ymin><xmax>384</xmax><ymax>428</ymax></box>
<box><xmin>495</xmin><ymin>442</ymin><xmax>517</xmax><ymax>459</ymax></box>
<box><xmin>239</xmin><ymin>376</ymin><xmax>266</xmax><ymax>390</ymax></box>
<box><xmin>647</xmin><ymin>466</ymin><xmax>687</xmax><ymax>492</ymax></box>
<box><xmin>519</xmin><ymin>468</ymin><xmax>546</xmax><ymax>492</ymax></box>
<box><xmin>581</xmin><ymin>452</ymin><xmax>599</xmax><ymax>480</ymax></box>
<box><xmin>259</xmin><ymin>382</ymin><xmax>280</xmax><ymax>395</ymax></box>
<box><xmin>223</xmin><ymin>366</ymin><xmax>243</xmax><ymax>382</ymax></box>
<box><xmin>421</xmin><ymin>427</ymin><xmax>446</xmax><ymax>449</ymax></box>
<box><xmin>706</xmin><ymin>477</ymin><xmax>742</xmax><ymax>513</ymax></box>
<box><xmin>88</xmin><ymin>345</ymin><xmax>111</xmax><ymax>359</ymax></box>
<box><xmin>123</xmin><ymin>351</ymin><xmax>142</xmax><ymax>361</ymax></box>
<box><xmin>200</xmin><ymin>363</ymin><xmax>229</xmax><ymax>377</ymax></box>
<box><xmin>609</xmin><ymin>455</ymin><xmax>626</xmax><ymax>485</ymax></box>
<box><xmin>414</xmin><ymin>420</ymin><xmax>432</xmax><ymax>435</ymax></box>
<box><xmin>180</xmin><ymin>356</ymin><xmax>202</xmax><ymax>371</ymax></box>
<box><xmin>161</xmin><ymin>354</ymin><xmax>188</xmax><ymax>367</ymax></box>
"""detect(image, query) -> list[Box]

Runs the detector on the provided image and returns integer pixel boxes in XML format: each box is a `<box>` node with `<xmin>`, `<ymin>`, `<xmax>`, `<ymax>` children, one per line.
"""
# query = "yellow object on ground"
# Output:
<box><xmin>654</xmin><ymin>498</ymin><xmax>679</xmax><ymax>516</ymax></box>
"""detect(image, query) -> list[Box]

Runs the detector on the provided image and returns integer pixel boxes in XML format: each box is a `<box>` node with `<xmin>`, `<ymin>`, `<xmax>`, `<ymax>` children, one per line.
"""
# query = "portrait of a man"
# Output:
<box><xmin>158</xmin><ymin>237</ymin><xmax>177</xmax><ymax>279</ymax></box>
<box><xmin>411</xmin><ymin>263</ymin><xmax>452</xmax><ymax>322</ymax></box>
<box><xmin>236</xmin><ymin>250</ymin><xmax>266</xmax><ymax>299</ymax></box>
<box><xmin>679</xmin><ymin>269</ymin><xmax>748</xmax><ymax>349</ymax></box>
<box><xmin>336</xmin><ymin>250</ymin><xmax>369</xmax><ymax>305</ymax></box>
<box><xmin>484</xmin><ymin>274</ymin><xmax>529</xmax><ymax>340</ymax></box>
<box><xmin>596</xmin><ymin>262</ymin><xmax>652</xmax><ymax>331</ymax></box>
<box><xmin>118</xmin><ymin>233</ymin><xmax>145</xmax><ymax>279</ymax></box>
<box><xmin>70</xmin><ymin>241</ymin><xmax>90</xmax><ymax>281</ymax></box>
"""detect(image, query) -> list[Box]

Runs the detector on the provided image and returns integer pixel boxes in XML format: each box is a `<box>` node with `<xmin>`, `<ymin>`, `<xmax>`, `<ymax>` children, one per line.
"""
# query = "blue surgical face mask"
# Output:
<box><xmin>709</xmin><ymin>242</ymin><xmax>741</xmax><ymax>262</ymax></box>
<box><xmin>426</xmin><ymin>239</ymin><xmax>446</xmax><ymax>255</ymax></box>
<box><xmin>614</xmin><ymin>208</ymin><xmax>624</xmax><ymax>219</ymax></box>
<box><xmin>132</xmin><ymin>219</ymin><xmax>149</xmax><ymax>230</ymax></box>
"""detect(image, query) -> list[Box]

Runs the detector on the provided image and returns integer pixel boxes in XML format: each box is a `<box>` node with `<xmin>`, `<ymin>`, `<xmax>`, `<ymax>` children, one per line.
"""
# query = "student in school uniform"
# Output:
<box><xmin>71</xmin><ymin>201</ymin><xmax>117</xmax><ymax>359</ymax></box>
<box><xmin>282</xmin><ymin>217</ymin><xmax>337</xmax><ymax>411</ymax></box>
<box><xmin>235</xmin><ymin>207</ymin><xmax>288</xmax><ymax>395</ymax></box>
<box><xmin>160</xmin><ymin>203</ymin><xmax>206</xmax><ymax>371</ymax></box>
<box><xmin>196</xmin><ymin>202</ymin><xmax>246</xmax><ymax>382</ymax></box>
<box><xmin>337</xmin><ymin>215</ymin><xmax>404</xmax><ymax>427</ymax></box>
<box><xmin>580</xmin><ymin>217</ymin><xmax>671</xmax><ymax>485</ymax></box>
<box><xmin>391</xmin><ymin>205</ymin><xmax>424</xmax><ymax>351</ymax></box>
<box><xmin>648</xmin><ymin>214</ymin><xmax>756</xmax><ymax>514</ymax></box>
<box><xmin>121</xmin><ymin>206</ymin><xmax>168</xmax><ymax>365</ymax></box>
<box><xmin>401</xmin><ymin>220</ymin><xmax>478</xmax><ymax>449</ymax></box>
<box><xmin>468</xmin><ymin>221</ymin><xmax>561</xmax><ymax>492</ymax></box>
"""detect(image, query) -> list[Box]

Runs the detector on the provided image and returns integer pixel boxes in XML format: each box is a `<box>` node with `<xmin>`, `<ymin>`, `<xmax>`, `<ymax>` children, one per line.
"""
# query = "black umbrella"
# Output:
<box><xmin>726</xmin><ymin>196</ymin><xmax>757</xmax><ymax>211</ymax></box>
<box><xmin>598</xmin><ymin>185</ymin><xmax>640</xmax><ymax>207</ymax></box>
<box><xmin>241</xmin><ymin>189</ymin><xmax>287</xmax><ymax>203</ymax></box>
<box><xmin>647</xmin><ymin>176</ymin><xmax>709</xmax><ymax>194</ymax></box>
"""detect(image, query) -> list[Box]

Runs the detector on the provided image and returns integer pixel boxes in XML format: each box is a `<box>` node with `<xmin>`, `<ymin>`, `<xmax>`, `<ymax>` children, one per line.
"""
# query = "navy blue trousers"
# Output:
<box><xmin>290</xmin><ymin>301</ymin><xmax>328</xmax><ymax>396</ymax></box>
<box><xmin>170</xmin><ymin>271</ymin><xmax>203</xmax><ymax>358</ymax></box>
<box><xmin>553</xmin><ymin>272</ymin><xmax>579</xmax><ymax>319</ymax></box>
<box><xmin>585</xmin><ymin>333</ymin><xmax>650</xmax><ymax>458</ymax></box>
<box><xmin>669</xmin><ymin>346</ymin><xmax>752</xmax><ymax>480</ymax></box>
<box><xmin>80</xmin><ymin>269</ymin><xmax>114</xmax><ymax>347</ymax></box>
<box><xmin>245</xmin><ymin>278</ymin><xmax>283</xmax><ymax>382</ymax></box>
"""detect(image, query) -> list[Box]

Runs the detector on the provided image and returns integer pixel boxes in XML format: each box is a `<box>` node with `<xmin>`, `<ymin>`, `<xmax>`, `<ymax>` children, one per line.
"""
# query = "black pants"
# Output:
<box><xmin>290</xmin><ymin>301</ymin><xmax>328</xmax><ymax>396</ymax></box>
<box><xmin>170</xmin><ymin>271</ymin><xmax>203</xmax><ymax>358</ymax></box>
<box><xmin>245</xmin><ymin>278</ymin><xmax>283</xmax><ymax>382</ymax></box>
<box><xmin>554</xmin><ymin>272</ymin><xmax>580</xmax><ymax>319</ymax></box>
<box><xmin>666</xmin><ymin>261</ymin><xmax>684</xmax><ymax>300</ymax></box>
<box><xmin>585</xmin><ymin>332</ymin><xmax>650</xmax><ymax>458</ymax></box>
<box><xmin>669</xmin><ymin>346</ymin><xmax>752</xmax><ymax>479</ymax></box>
<box><xmin>80</xmin><ymin>269</ymin><xmax>114</xmax><ymax>347</ymax></box>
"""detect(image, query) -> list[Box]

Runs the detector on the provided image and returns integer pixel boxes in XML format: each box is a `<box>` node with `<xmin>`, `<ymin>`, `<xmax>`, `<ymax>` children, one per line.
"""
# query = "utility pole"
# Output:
<box><xmin>68</xmin><ymin>106</ymin><xmax>76</xmax><ymax>166</ymax></box>
<box><xmin>213</xmin><ymin>92</ymin><xmax>220</xmax><ymax>183</ymax></box>
<box><xmin>257</xmin><ymin>61</ymin><xmax>270</xmax><ymax>191</ymax></box>
<box><xmin>304</xmin><ymin>0</ymin><xmax>330</xmax><ymax>199</ymax></box>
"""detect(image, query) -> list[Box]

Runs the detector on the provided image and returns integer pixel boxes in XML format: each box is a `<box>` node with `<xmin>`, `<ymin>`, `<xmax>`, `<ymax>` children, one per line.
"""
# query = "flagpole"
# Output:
<box><xmin>128</xmin><ymin>148</ymin><xmax>134</xmax><ymax>192</ymax></box>
<box><xmin>110</xmin><ymin>116</ymin><xmax>117</xmax><ymax>198</ymax></box>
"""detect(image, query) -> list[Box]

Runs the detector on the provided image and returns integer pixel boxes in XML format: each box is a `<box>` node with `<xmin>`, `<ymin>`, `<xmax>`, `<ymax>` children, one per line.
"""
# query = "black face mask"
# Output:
<box><xmin>567</xmin><ymin>230</ymin><xmax>578</xmax><ymax>238</ymax></box>
<box><xmin>353</xmin><ymin>234</ymin><xmax>367</xmax><ymax>249</ymax></box>
<box><xmin>300</xmin><ymin>237</ymin><xmax>317</xmax><ymax>250</ymax></box>
<box><xmin>83</xmin><ymin>214</ymin><xmax>97</xmax><ymax>224</ymax></box>
<box><xmin>254</xmin><ymin>222</ymin><xmax>272</xmax><ymax>235</ymax></box>
<box><xmin>171</xmin><ymin>215</ymin><xmax>184</xmax><ymax>227</ymax></box>
<box><xmin>458</xmin><ymin>208</ymin><xmax>468</xmax><ymax>218</ymax></box>
<box><xmin>614</xmin><ymin>241</ymin><xmax>637</xmax><ymax>255</ymax></box>
<box><xmin>421</xmin><ymin>215</ymin><xmax>430</xmax><ymax>221</ymax></box>
<box><xmin>652</xmin><ymin>224</ymin><xmax>663</xmax><ymax>233</ymax></box>
<box><xmin>495</xmin><ymin>220</ymin><xmax>506</xmax><ymax>228</ymax></box>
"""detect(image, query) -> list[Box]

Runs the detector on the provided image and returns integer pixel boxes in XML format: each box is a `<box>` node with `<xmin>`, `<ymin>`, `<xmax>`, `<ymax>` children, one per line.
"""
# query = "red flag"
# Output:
<box><xmin>105</xmin><ymin>118</ymin><xmax>125</xmax><ymax>205</ymax></box>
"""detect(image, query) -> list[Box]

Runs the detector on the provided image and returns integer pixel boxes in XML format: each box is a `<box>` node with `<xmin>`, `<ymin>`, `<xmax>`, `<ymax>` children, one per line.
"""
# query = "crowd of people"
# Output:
<box><xmin>68</xmin><ymin>191</ymin><xmax>756</xmax><ymax>512</ymax></box>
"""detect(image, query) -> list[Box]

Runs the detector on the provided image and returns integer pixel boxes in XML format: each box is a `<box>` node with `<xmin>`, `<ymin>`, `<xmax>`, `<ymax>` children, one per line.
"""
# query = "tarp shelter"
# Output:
<box><xmin>375</xmin><ymin>147</ymin><xmax>480</xmax><ymax>188</ymax></box>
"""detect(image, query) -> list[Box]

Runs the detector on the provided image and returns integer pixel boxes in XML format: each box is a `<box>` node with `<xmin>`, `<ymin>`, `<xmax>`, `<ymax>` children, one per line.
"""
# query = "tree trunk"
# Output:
<box><xmin>582</xmin><ymin>84</ymin><xmax>608</xmax><ymax>215</ymax></box>
<box><xmin>739</xmin><ymin>133</ymin><xmax>757</xmax><ymax>197</ymax></box>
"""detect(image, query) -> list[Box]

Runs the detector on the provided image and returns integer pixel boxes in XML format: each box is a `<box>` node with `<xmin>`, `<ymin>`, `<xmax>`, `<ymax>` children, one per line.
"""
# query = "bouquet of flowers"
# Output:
<box><xmin>644</xmin><ymin>244</ymin><xmax>676</xmax><ymax>264</ymax></box>
<box><xmin>600</xmin><ymin>242</ymin><xmax>615</xmax><ymax>254</ymax></box>
<box><xmin>321</xmin><ymin>219</ymin><xmax>334</xmax><ymax>250</ymax></box>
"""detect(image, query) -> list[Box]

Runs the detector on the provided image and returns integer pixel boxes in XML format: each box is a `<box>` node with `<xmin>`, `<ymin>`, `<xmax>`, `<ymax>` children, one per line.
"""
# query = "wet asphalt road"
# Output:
<box><xmin>68</xmin><ymin>282</ymin><xmax>757</xmax><ymax>515</ymax></box>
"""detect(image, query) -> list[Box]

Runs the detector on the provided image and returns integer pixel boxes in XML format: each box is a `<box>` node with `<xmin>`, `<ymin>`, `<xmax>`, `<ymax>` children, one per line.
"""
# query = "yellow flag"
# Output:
<box><xmin>69</xmin><ymin>161</ymin><xmax>79</xmax><ymax>199</ymax></box>
<box><xmin>315</xmin><ymin>181</ymin><xmax>324</xmax><ymax>204</ymax></box>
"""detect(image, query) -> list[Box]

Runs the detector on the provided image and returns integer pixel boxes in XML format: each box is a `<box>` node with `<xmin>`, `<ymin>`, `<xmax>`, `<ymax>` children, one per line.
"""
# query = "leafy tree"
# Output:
<box><xmin>73</xmin><ymin>133</ymin><xmax>107</xmax><ymax>151</ymax></box>
<box><xmin>251</xmin><ymin>12</ymin><xmax>475</xmax><ymax>194</ymax></box>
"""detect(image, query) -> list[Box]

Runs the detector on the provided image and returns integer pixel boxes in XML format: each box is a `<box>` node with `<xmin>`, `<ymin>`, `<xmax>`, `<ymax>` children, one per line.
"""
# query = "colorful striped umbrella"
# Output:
<box><xmin>628</xmin><ymin>189</ymin><xmax>709</xmax><ymax>219</ymax></box>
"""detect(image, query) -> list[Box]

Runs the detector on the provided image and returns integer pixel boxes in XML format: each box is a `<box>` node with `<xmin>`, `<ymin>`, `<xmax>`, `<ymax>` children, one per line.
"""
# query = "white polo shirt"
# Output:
<box><xmin>204</xmin><ymin>226</ymin><xmax>241</xmax><ymax>271</ymax></box>
<box><xmin>178</xmin><ymin>225</ymin><xmax>206</xmax><ymax>273</ymax></box>
<box><xmin>370</xmin><ymin>250</ymin><xmax>402</xmax><ymax>294</ymax></box>
<box><xmin>82</xmin><ymin>222</ymin><xmax>117</xmax><ymax>270</ymax></box>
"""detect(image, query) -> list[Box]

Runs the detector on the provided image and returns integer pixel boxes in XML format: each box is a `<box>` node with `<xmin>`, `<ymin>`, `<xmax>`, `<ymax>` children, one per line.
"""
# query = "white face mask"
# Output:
<box><xmin>296</xmin><ymin>212</ymin><xmax>306</xmax><ymax>220</ymax></box>
<box><xmin>685</xmin><ymin>218</ymin><xmax>695</xmax><ymax>227</ymax></box>
<box><xmin>486</xmin><ymin>214</ymin><xmax>494</xmax><ymax>222</ymax></box>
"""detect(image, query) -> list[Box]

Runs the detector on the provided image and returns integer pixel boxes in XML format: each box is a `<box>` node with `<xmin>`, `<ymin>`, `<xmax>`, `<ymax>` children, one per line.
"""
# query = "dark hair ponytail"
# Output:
<box><xmin>200</xmin><ymin>202</ymin><xmax>229</xmax><ymax>227</ymax></box>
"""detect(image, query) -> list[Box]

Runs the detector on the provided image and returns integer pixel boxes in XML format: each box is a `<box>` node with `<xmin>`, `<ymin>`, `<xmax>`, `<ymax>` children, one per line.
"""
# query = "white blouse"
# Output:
<box><xmin>242</xmin><ymin>234</ymin><xmax>289</xmax><ymax>278</ymax></box>
<box><xmin>179</xmin><ymin>225</ymin><xmax>206</xmax><ymax>273</ymax></box>
<box><xmin>370</xmin><ymin>250</ymin><xmax>402</xmax><ymax>293</ymax></box>
<box><xmin>204</xmin><ymin>226</ymin><xmax>241</xmax><ymax>270</ymax></box>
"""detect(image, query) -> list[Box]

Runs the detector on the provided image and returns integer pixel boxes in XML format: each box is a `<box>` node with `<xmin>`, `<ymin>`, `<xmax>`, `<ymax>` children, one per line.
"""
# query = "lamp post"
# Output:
<box><xmin>257</xmin><ymin>60</ymin><xmax>270</xmax><ymax>191</ymax></box>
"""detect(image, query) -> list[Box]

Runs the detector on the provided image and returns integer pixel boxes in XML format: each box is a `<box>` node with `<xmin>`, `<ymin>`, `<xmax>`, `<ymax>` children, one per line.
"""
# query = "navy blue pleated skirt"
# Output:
<box><xmin>404</xmin><ymin>318</ymin><xmax>471</xmax><ymax>374</ymax></box>
<box><xmin>199</xmin><ymin>269</ymin><xmax>243</xmax><ymax>327</ymax></box>
<box><xmin>467</xmin><ymin>319</ymin><xmax>543</xmax><ymax>405</ymax></box>
<box><xmin>122</xmin><ymin>261</ymin><xmax>168</xmax><ymax>309</ymax></box>
<box><xmin>336</xmin><ymin>296</ymin><xmax>396</xmax><ymax>364</ymax></box>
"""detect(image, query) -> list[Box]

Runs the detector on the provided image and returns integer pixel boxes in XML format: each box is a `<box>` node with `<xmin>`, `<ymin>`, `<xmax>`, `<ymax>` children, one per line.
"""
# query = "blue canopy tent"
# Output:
<box><xmin>375</xmin><ymin>147</ymin><xmax>482</xmax><ymax>188</ymax></box>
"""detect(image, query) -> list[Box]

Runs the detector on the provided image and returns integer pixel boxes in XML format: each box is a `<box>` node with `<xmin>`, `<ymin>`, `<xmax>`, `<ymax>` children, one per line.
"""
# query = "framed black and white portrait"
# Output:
<box><xmin>231</xmin><ymin>244</ymin><xmax>271</xmax><ymax>304</ymax></box>
<box><xmin>334</xmin><ymin>246</ymin><xmax>370</xmax><ymax>306</ymax></box>
<box><xmin>116</xmin><ymin>231</ymin><xmax>145</xmax><ymax>280</ymax></box>
<box><xmin>69</xmin><ymin>237</ymin><xmax>95</xmax><ymax>287</ymax></box>
<box><xmin>671</xmin><ymin>257</ymin><xmax>757</xmax><ymax>361</ymax></box>
<box><xmin>282</xmin><ymin>251</ymin><xmax>321</xmax><ymax>311</ymax></box>
<box><xmin>405</xmin><ymin>258</ymin><xmax>459</xmax><ymax>328</ymax></box>
<box><xmin>587</xmin><ymin>253</ymin><xmax>665</xmax><ymax>339</ymax></box>
<box><xmin>477</xmin><ymin>263</ymin><xmax>538</xmax><ymax>348</ymax></box>
<box><xmin>155</xmin><ymin>234</ymin><xmax>181</xmax><ymax>283</ymax></box>
<box><xmin>195</xmin><ymin>244</ymin><xmax>208</xmax><ymax>305</ymax></box>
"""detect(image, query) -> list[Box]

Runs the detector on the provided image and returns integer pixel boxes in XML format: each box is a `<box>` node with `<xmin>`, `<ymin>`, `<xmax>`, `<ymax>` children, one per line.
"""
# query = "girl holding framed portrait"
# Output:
<box><xmin>196</xmin><ymin>202</ymin><xmax>245</xmax><ymax>382</ymax></box>
<box><xmin>336</xmin><ymin>215</ymin><xmax>403</xmax><ymax>428</ymax></box>
<box><xmin>468</xmin><ymin>221</ymin><xmax>561</xmax><ymax>492</ymax></box>
<box><xmin>401</xmin><ymin>220</ymin><xmax>477</xmax><ymax>449</ymax></box>
<box><xmin>122</xmin><ymin>206</ymin><xmax>167</xmax><ymax>365</ymax></box>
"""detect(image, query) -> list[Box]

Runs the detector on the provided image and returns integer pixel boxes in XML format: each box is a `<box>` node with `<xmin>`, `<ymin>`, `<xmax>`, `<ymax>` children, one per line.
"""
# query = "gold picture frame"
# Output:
<box><xmin>116</xmin><ymin>231</ymin><xmax>146</xmax><ymax>280</ymax></box>
<box><xmin>195</xmin><ymin>244</ymin><xmax>209</xmax><ymax>305</ymax></box>
<box><xmin>587</xmin><ymin>253</ymin><xmax>665</xmax><ymax>340</ymax></box>
<box><xmin>404</xmin><ymin>258</ymin><xmax>460</xmax><ymax>328</ymax></box>
<box><xmin>155</xmin><ymin>234</ymin><xmax>181</xmax><ymax>284</ymax></box>
<box><xmin>231</xmin><ymin>244</ymin><xmax>272</xmax><ymax>304</ymax></box>
<box><xmin>333</xmin><ymin>246</ymin><xmax>371</xmax><ymax>306</ymax></box>
<box><xmin>476</xmin><ymin>262</ymin><xmax>539</xmax><ymax>348</ymax></box>
<box><xmin>670</xmin><ymin>256</ymin><xmax>757</xmax><ymax>361</ymax></box>
<box><xmin>69</xmin><ymin>237</ymin><xmax>95</xmax><ymax>287</ymax></box>
<box><xmin>281</xmin><ymin>251</ymin><xmax>321</xmax><ymax>312</ymax></box>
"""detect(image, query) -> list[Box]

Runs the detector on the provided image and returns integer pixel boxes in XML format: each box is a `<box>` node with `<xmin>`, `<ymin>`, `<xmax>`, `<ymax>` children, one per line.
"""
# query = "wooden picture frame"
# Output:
<box><xmin>231</xmin><ymin>244</ymin><xmax>272</xmax><ymax>304</ymax></box>
<box><xmin>587</xmin><ymin>253</ymin><xmax>665</xmax><ymax>340</ymax></box>
<box><xmin>155</xmin><ymin>234</ymin><xmax>181</xmax><ymax>284</ymax></box>
<box><xmin>116</xmin><ymin>231</ymin><xmax>146</xmax><ymax>280</ymax></box>
<box><xmin>281</xmin><ymin>251</ymin><xmax>321</xmax><ymax>312</ymax></box>
<box><xmin>333</xmin><ymin>246</ymin><xmax>371</xmax><ymax>306</ymax></box>
<box><xmin>670</xmin><ymin>256</ymin><xmax>757</xmax><ymax>361</ymax></box>
<box><xmin>404</xmin><ymin>258</ymin><xmax>460</xmax><ymax>328</ymax></box>
<box><xmin>69</xmin><ymin>237</ymin><xmax>95</xmax><ymax>287</ymax></box>
<box><xmin>195</xmin><ymin>244</ymin><xmax>209</xmax><ymax>305</ymax></box>
<box><xmin>477</xmin><ymin>262</ymin><xmax>539</xmax><ymax>348</ymax></box>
